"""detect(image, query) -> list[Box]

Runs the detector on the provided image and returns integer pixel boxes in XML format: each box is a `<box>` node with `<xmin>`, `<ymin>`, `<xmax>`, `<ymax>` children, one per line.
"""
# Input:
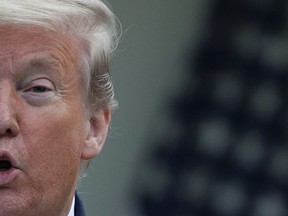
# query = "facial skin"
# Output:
<box><xmin>0</xmin><ymin>25</ymin><xmax>110</xmax><ymax>216</ymax></box>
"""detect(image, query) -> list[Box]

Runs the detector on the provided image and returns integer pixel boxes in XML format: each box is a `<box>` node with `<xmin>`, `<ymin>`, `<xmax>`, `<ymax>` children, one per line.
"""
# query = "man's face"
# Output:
<box><xmin>0</xmin><ymin>25</ymin><xmax>98</xmax><ymax>216</ymax></box>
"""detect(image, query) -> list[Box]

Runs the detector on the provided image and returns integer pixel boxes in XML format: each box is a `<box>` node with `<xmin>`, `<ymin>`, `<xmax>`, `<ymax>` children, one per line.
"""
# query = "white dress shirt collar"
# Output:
<box><xmin>67</xmin><ymin>196</ymin><xmax>75</xmax><ymax>216</ymax></box>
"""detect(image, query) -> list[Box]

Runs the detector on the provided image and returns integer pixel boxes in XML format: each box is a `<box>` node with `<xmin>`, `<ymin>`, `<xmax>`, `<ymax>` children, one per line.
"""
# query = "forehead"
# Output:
<box><xmin>0</xmin><ymin>25</ymin><xmax>81</xmax><ymax>76</ymax></box>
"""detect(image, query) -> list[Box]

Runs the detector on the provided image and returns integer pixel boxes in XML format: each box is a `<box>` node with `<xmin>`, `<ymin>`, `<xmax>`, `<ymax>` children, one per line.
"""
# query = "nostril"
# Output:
<box><xmin>6</xmin><ymin>129</ymin><xmax>12</xmax><ymax>135</ymax></box>
<box><xmin>0</xmin><ymin>118</ymin><xmax>20</xmax><ymax>137</ymax></box>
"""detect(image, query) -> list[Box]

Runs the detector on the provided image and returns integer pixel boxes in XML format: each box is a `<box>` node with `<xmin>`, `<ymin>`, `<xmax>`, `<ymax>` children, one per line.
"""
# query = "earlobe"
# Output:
<box><xmin>81</xmin><ymin>136</ymin><xmax>100</xmax><ymax>160</ymax></box>
<box><xmin>81</xmin><ymin>108</ymin><xmax>111</xmax><ymax>160</ymax></box>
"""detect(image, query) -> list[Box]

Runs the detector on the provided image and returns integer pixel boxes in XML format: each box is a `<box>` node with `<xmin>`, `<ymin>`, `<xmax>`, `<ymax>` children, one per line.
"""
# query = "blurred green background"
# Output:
<box><xmin>78</xmin><ymin>0</ymin><xmax>209</xmax><ymax>215</ymax></box>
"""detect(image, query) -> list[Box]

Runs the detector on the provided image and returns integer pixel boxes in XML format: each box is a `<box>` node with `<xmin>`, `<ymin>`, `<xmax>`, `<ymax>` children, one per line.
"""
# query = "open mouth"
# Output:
<box><xmin>0</xmin><ymin>160</ymin><xmax>12</xmax><ymax>172</ymax></box>
<box><xmin>0</xmin><ymin>153</ymin><xmax>19</xmax><ymax>184</ymax></box>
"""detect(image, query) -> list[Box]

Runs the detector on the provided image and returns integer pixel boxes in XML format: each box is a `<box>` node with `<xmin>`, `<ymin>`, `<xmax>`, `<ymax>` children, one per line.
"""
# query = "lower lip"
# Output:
<box><xmin>0</xmin><ymin>168</ymin><xmax>20</xmax><ymax>185</ymax></box>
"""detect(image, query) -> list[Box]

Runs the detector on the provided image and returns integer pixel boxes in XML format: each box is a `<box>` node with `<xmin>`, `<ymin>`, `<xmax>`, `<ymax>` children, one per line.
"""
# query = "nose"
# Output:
<box><xmin>0</xmin><ymin>84</ymin><xmax>20</xmax><ymax>137</ymax></box>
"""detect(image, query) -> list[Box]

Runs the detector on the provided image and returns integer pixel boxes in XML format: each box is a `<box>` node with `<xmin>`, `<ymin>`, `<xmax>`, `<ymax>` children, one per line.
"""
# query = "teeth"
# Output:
<box><xmin>0</xmin><ymin>160</ymin><xmax>12</xmax><ymax>171</ymax></box>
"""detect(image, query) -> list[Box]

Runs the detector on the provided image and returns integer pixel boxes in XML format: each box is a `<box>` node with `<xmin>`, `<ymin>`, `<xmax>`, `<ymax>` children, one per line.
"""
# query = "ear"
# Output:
<box><xmin>81</xmin><ymin>108</ymin><xmax>111</xmax><ymax>160</ymax></box>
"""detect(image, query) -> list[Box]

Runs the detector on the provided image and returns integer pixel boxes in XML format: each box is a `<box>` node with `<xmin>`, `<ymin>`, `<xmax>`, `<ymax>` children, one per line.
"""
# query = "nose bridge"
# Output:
<box><xmin>0</xmin><ymin>81</ymin><xmax>19</xmax><ymax>137</ymax></box>
<box><xmin>0</xmin><ymin>81</ymin><xmax>13</xmax><ymax>111</ymax></box>
<box><xmin>0</xmin><ymin>97</ymin><xmax>13</xmax><ymax>120</ymax></box>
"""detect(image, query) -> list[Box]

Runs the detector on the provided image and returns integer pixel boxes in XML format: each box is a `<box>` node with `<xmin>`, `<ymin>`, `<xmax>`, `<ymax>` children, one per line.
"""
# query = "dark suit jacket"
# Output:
<box><xmin>75</xmin><ymin>193</ymin><xmax>85</xmax><ymax>216</ymax></box>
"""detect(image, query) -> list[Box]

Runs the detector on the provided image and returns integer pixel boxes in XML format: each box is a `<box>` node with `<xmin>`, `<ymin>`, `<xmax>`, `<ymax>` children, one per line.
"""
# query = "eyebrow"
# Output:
<box><xmin>10</xmin><ymin>53</ymin><xmax>61</xmax><ymax>79</ymax></box>
<box><xmin>27</xmin><ymin>57</ymin><xmax>58</xmax><ymax>68</ymax></box>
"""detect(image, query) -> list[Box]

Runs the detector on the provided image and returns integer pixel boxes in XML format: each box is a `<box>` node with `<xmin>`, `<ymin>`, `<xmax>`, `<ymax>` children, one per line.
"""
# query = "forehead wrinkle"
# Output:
<box><xmin>1</xmin><ymin>29</ymin><xmax>77</xmax><ymax>76</ymax></box>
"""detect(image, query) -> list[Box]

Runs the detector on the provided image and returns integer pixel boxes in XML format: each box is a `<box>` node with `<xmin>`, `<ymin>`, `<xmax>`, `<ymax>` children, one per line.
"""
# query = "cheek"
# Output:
<box><xmin>21</xmin><ymin>106</ymin><xmax>87</xmax><ymax>181</ymax></box>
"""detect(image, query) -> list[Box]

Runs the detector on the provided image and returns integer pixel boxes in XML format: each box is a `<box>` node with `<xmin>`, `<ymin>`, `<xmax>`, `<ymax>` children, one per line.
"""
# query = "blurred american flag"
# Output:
<box><xmin>136</xmin><ymin>0</ymin><xmax>288</xmax><ymax>215</ymax></box>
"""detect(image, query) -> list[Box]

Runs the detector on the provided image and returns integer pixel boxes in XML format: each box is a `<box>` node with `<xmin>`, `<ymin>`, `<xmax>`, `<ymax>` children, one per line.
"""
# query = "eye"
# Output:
<box><xmin>20</xmin><ymin>78</ymin><xmax>57</xmax><ymax>106</ymax></box>
<box><xmin>23</xmin><ymin>78</ymin><xmax>55</xmax><ymax>94</ymax></box>
<box><xmin>26</xmin><ymin>85</ymin><xmax>51</xmax><ymax>93</ymax></box>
